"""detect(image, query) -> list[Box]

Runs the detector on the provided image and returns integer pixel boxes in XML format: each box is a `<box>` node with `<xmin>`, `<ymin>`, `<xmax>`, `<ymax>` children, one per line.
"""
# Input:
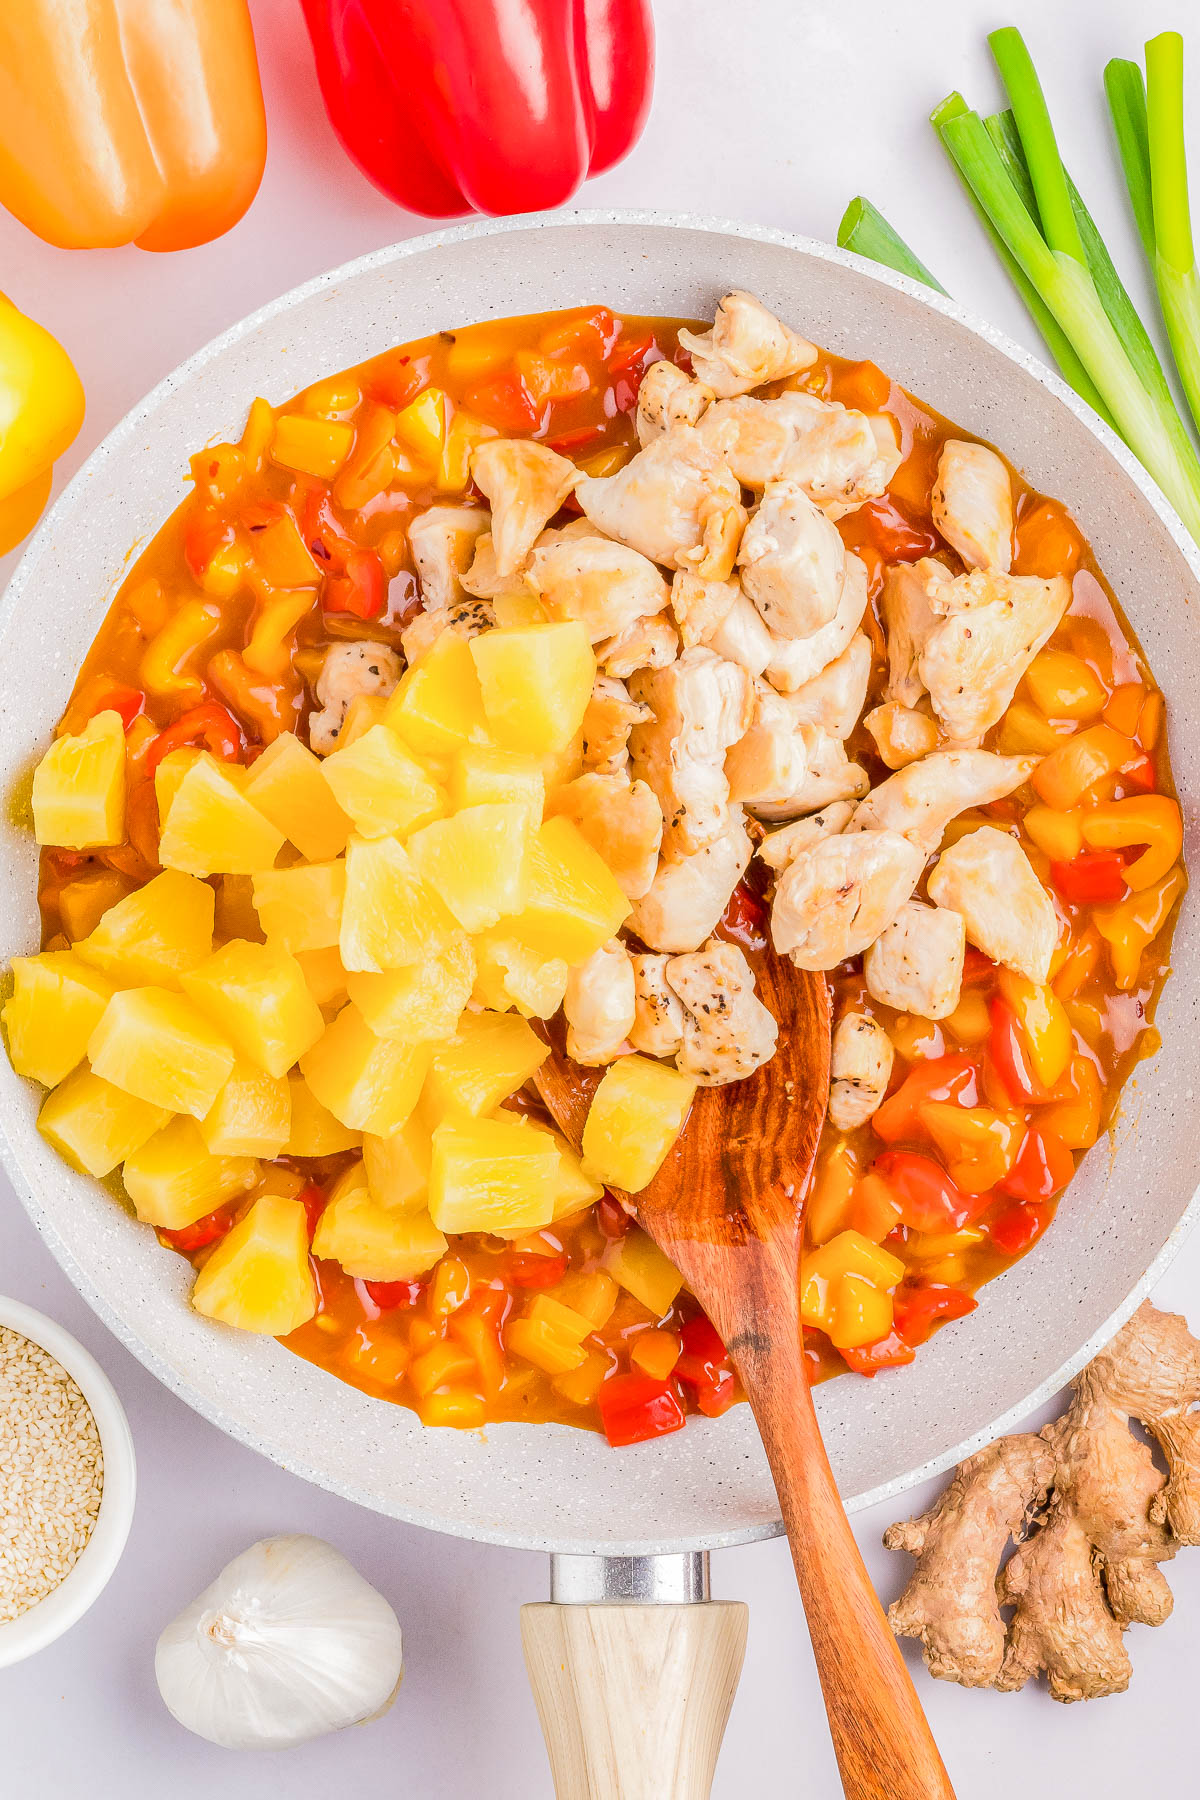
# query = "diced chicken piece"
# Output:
<box><xmin>629</xmin><ymin>648</ymin><xmax>751</xmax><ymax>856</ymax></box>
<box><xmin>527</xmin><ymin>529</ymin><xmax>669</xmax><ymax>643</ymax></box>
<box><xmin>864</xmin><ymin>901</ymin><xmax>966</xmax><ymax>1020</ymax></box>
<box><xmin>703</xmin><ymin>587</ymin><xmax>774</xmax><ymax>678</ymax></box>
<box><xmin>581</xmin><ymin>675</ymin><xmax>652</xmax><ymax>776</ymax></box>
<box><xmin>407</xmin><ymin>504</ymin><xmax>491</xmax><ymax>609</ymax></box>
<box><xmin>863</xmin><ymin>701</ymin><xmax>940</xmax><ymax>770</ymax></box>
<box><xmin>770</xmin><ymin>830</ymin><xmax>924</xmax><ymax>970</ymax></box>
<box><xmin>308</xmin><ymin>641</ymin><xmax>403</xmax><ymax>755</ymax></box>
<box><xmin>470</xmin><ymin>439</ymin><xmax>578</xmax><ymax>575</ymax></box>
<box><xmin>881</xmin><ymin>558</ymin><xmax>947</xmax><ymax>708</ymax></box>
<box><xmin>920</xmin><ymin>571</ymin><xmax>1071</xmax><ymax>742</ymax></box>
<box><xmin>401</xmin><ymin>597</ymin><xmax>494</xmax><ymax>665</ymax></box>
<box><xmin>927</xmin><ymin>825</ymin><xmax>1058</xmax><ymax>983</ymax></box>
<box><xmin>665</xmin><ymin>938</ymin><xmax>778</xmax><ymax>1085</ymax></box>
<box><xmin>931</xmin><ymin>441</ymin><xmax>1014</xmax><ymax>574</ymax></box>
<box><xmin>677</xmin><ymin>292</ymin><xmax>817</xmax><ymax>398</ymax></box>
<box><xmin>758</xmin><ymin>800</ymin><xmax>856</xmax><ymax>872</ymax></box>
<box><xmin>636</xmin><ymin>361</ymin><xmax>713</xmax><ymax>444</ymax></box>
<box><xmin>575</xmin><ymin>426</ymin><xmax>747</xmax><ymax>581</ymax></box>
<box><xmin>564</xmin><ymin>941</ymin><xmax>636</xmax><ymax>1066</ymax></box>
<box><xmin>849</xmin><ymin>749</ymin><xmax>1036</xmax><ymax>853</ymax></box>
<box><xmin>700</xmin><ymin>391</ymin><xmax>901</xmax><ymax>512</ymax></box>
<box><xmin>763</xmin><ymin>551</ymin><xmax>869</xmax><ymax>693</ymax></box>
<box><xmin>670</xmin><ymin>571</ymin><xmax>740</xmax><ymax>648</ymax></box>
<box><xmin>828</xmin><ymin>1012</ymin><xmax>894</xmax><ymax>1130</ymax></box>
<box><xmin>598</xmin><ymin>614</ymin><xmax>680</xmax><ymax>679</ymax></box>
<box><xmin>776</xmin><ymin>633</ymin><xmax>871</xmax><ymax>740</ymax></box>
<box><xmin>460</xmin><ymin>532</ymin><xmax>536</xmax><ymax>600</ymax></box>
<box><xmin>737</xmin><ymin>481</ymin><xmax>846</xmax><ymax>639</ymax></box>
<box><xmin>629</xmin><ymin>810</ymin><xmax>753</xmax><ymax>953</ymax></box>
<box><xmin>630</xmin><ymin>955</ymin><xmax>685</xmax><ymax>1057</ymax></box>
<box><xmin>727</xmin><ymin>683</ymin><xmax>868</xmax><ymax>819</ymax></box>
<box><xmin>548</xmin><ymin>772</ymin><xmax>663</xmax><ymax>901</ymax></box>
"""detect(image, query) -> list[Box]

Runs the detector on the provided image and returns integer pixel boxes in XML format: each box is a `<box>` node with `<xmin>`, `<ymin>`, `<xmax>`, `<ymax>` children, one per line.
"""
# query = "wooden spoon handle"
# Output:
<box><xmin>521</xmin><ymin>1600</ymin><xmax>748</xmax><ymax>1799</ymax></box>
<box><xmin>743</xmin><ymin>1328</ymin><xmax>955</xmax><ymax>1800</ymax></box>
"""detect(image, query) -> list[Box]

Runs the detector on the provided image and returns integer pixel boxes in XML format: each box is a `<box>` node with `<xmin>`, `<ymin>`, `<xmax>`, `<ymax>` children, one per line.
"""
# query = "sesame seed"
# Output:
<box><xmin>0</xmin><ymin>1327</ymin><xmax>103</xmax><ymax>1624</ymax></box>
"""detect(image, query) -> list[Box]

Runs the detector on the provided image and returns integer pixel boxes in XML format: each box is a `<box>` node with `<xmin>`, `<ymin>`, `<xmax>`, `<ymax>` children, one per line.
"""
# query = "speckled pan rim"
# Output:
<box><xmin>3</xmin><ymin>207</ymin><xmax>1198</xmax><ymax>1554</ymax></box>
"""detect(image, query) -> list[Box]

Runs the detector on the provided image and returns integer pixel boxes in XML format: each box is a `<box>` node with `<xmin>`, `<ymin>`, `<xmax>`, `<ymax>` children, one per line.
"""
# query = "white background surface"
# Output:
<box><xmin>3</xmin><ymin>0</ymin><xmax>1200</xmax><ymax>1793</ymax></box>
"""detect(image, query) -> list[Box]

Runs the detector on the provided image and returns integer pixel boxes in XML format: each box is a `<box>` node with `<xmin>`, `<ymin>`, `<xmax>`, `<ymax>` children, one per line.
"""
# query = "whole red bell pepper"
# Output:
<box><xmin>299</xmin><ymin>0</ymin><xmax>655</xmax><ymax>218</ymax></box>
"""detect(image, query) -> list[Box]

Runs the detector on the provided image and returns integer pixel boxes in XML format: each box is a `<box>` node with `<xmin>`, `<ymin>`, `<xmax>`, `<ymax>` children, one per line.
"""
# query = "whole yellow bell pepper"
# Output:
<box><xmin>0</xmin><ymin>0</ymin><xmax>266</xmax><ymax>251</ymax></box>
<box><xmin>0</xmin><ymin>295</ymin><xmax>84</xmax><ymax>553</ymax></box>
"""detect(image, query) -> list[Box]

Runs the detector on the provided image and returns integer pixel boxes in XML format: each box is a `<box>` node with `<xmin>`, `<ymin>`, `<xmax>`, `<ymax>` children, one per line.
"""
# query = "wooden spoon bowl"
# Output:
<box><xmin>536</xmin><ymin>949</ymin><xmax>956</xmax><ymax>1800</ymax></box>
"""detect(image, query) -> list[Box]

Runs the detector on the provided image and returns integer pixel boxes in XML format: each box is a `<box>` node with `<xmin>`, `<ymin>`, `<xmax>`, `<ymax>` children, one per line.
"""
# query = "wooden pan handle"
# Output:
<box><xmin>741</xmin><ymin>1288</ymin><xmax>956</xmax><ymax>1800</ymax></box>
<box><xmin>521</xmin><ymin>1600</ymin><xmax>748</xmax><ymax>1800</ymax></box>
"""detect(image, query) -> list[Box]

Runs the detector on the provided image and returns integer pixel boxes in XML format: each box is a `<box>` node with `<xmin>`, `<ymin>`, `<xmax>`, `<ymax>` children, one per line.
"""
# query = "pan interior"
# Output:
<box><xmin>1</xmin><ymin>214</ymin><xmax>1198</xmax><ymax>1554</ymax></box>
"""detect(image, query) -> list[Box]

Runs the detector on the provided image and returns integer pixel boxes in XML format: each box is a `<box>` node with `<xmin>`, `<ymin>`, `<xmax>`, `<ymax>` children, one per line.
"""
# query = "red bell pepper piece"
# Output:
<box><xmin>503</xmin><ymin>1249</ymin><xmax>570</xmax><ymax>1289</ymax></box>
<box><xmin>986</xmin><ymin>995</ymin><xmax>1051</xmax><ymax>1105</ymax></box>
<box><xmin>324</xmin><ymin>548</ymin><xmax>387</xmax><ymax>620</ymax></box>
<box><xmin>157</xmin><ymin>1206</ymin><xmax>235</xmax><ymax>1253</ymax></box>
<box><xmin>838</xmin><ymin>1331</ymin><xmax>917</xmax><ymax>1376</ymax></box>
<box><xmin>297</xmin><ymin>1182</ymin><xmax>328</xmax><ymax>1241</ymax></box>
<box><xmin>871</xmin><ymin>1150</ymin><xmax>974</xmax><ymax>1232</ymax></box>
<box><xmin>144</xmin><ymin>701</ymin><xmax>245</xmax><ymax>776</ymax></box>
<box><xmin>998</xmin><ymin>1127</ymin><xmax>1075</xmax><ymax>1204</ymax></box>
<box><xmin>1122</xmin><ymin>754</ymin><xmax>1157</xmax><ymax>792</ymax></box>
<box><xmin>674</xmin><ymin>1316</ymin><xmax>737</xmax><ymax>1417</ymax></box>
<box><xmin>893</xmin><ymin>1284</ymin><xmax>978</xmax><ymax>1346</ymax></box>
<box><xmin>300</xmin><ymin>0</ymin><xmax>655</xmax><ymax>220</ymax></box>
<box><xmin>87</xmin><ymin>681</ymin><xmax>144</xmax><ymax>731</ymax></box>
<box><xmin>871</xmin><ymin>1053</ymin><xmax>979</xmax><ymax>1144</ymax></box>
<box><xmin>988</xmin><ymin>1200</ymin><xmax>1052</xmax><ymax>1255</ymax></box>
<box><xmin>362</xmin><ymin>1278</ymin><xmax>424</xmax><ymax>1310</ymax></box>
<box><xmin>598</xmin><ymin>1372</ymin><xmax>685</xmax><ymax>1447</ymax></box>
<box><xmin>1050</xmin><ymin>850</ymin><xmax>1127</xmax><ymax>906</ymax></box>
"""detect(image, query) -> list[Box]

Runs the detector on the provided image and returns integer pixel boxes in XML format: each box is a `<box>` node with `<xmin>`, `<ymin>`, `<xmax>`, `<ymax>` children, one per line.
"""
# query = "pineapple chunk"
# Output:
<box><xmin>252</xmin><ymin>861</ymin><xmax>345</xmax><ymax>953</ymax></box>
<box><xmin>190</xmin><ymin>1193</ymin><xmax>317</xmax><ymax>1335</ymax></box>
<box><xmin>38</xmin><ymin>1066</ymin><xmax>169</xmax><ymax>1177</ymax></box>
<box><xmin>200</xmin><ymin>1058</ymin><xmax>291</xmax><ymax>1158</ymax></box>
<box><xmin>122</xmin><ymin>1115</ymin><xmax>260</xmax><ymax>1228</ymax></box>
<box><xmin>153</xmin><ymin>747</ymin><xmax>205</xmax><ymax>818</ymax></box>
<box><xmin>300</xmin><ymin>1003</ymin><xmax>433</xmax><ymax>1136</ymax></box>
<box><xmin>295</xmin><ymin>945</ymin><xmax>348</xmax><ymax>1012</ymax></box>
<box><xmin>492</xmin><ymin>591</ymin><xmax>546</xmax><ymax>628</ymax></box>
<box><xmin>4</xmin><ymin>951</ymin><xmax>113</xmax><ymax>1087</ymax></box>
<box><xmin>57</xmin><ymin>869</ymin><xmax>134</xmax><ymax>941</ymax></box>
<box><xmin>449</xmin><ymin>745</ymin><xmax>544</xmax><ymax>825</ymax></box>
<box><xmin>339</xmin><ymin>834</ymin><xmax>460</xmax><ymax>972</ymax></box>
<box><xmin>384</xmin><ymin>629</ymin><xmax>491</xmax><ymax>756</ymax></box>
<box><xmin>321</xmin><ymin>723</ymin><xmax>447</xmax><ymax>839</ymax></box>
<box><xmin>428</xmin><ymin>1115</ymin><xmax>560</xmax><ymax>1234</ymax></box>
<box><xmin>182</xmin><ymin>939</ymin><xmax>325</xmax><ymax>1078</ymax></box>
<box><xmin>607</xmin><ymin>1226</ymin><xmax>684</xmax><ymax>1317</ymax></box>
<box><xmin>158</xmin><ymin>753</ymin><xmax>285</xmax><ymax>876</ymax></box>
<box><xmin>312</xmin><ymin>1163</ymin><xmax>447</xmax><ymax>1280</ymax></box>
<box><xmin>286</xmin><ymin>1072</ymin><xmax>361</xmax><ymax>1156</ymax></box>
<box><xmin>347</xmin><ymin>938</ymin><xmax>475</xmax><ymax>1042</ymax></box>
<box><xmin>32</xmin><ymin>710</ymin><xmax>126</xmax><ymax>848</ymax></box>
<box><xmin>88</xmin><ymin>987</ymin><xmax>236</xmax><ymax>1119</ymax></box>
<box><xmin>472</xmin><ymin>934</ymin><xmax>568</xmax><ymax>1020</ymax></box>
<box><xmin>470</xmin><ymin>623</ymin><xmax>594</xmax><ymax>755</ymax></box>
<box><xmin>407</xmin><ymin>802</ymin><xmax>531</xmax><ymax>933</ymax></box>
<box><xmin>581</xmin><ymin>1054</ymin><xmax>697</xmax><ymax>1193</ymax></box>
<box><xmin>363</xmin><ymin>1117</ymin><xmax>431</xmax><ymax>1211</ymax></box>
<box><xmin>74</xmin><ymin>868</ymin><xmax>214</xmax><ymax>988</ymax></box>
<box><xmin>501</xmin><ymin>816</ymin><xmax>631</xmax><ymax>965</ymax></box>
<box><xmin>422</xmin><ymin>1010</ymin><xmax>549</xmax><ymax>1124</ymax></box>
<box><xmin>489</xmin><ymin>1125</ymin><xmax>603</xmax><ymax>1237</ymax></box>
<box><xmin>339</xmin><ymin>693</ymin><xmax>390</xmax><ymax>749</ymax></box>
<box><xmin>242</xmin><ymin>732</ymin><xmax>351</xmax><ymax>861</ymax></box>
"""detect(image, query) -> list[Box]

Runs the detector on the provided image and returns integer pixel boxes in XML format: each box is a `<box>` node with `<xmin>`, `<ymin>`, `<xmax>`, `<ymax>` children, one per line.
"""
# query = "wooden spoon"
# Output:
<box><xmin>535</xmin><ymin>951</ymin><xmax>956</xmax><ymax>1800</ymax></box>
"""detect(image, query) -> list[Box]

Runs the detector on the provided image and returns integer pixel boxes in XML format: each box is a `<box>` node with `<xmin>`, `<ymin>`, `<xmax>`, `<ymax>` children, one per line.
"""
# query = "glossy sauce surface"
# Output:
<box><xmin>36</xmin><ymin>306</ymin><xmax>1182</xmax><ymax>1434</ymax></box>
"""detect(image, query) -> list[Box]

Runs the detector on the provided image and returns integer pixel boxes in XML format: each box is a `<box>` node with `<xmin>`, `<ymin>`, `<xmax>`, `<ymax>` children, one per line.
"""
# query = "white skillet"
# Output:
<box><xmin>1</xmin><ymin>214</ymin><xmax>1198</xmax><ymax>1792</ymax></box>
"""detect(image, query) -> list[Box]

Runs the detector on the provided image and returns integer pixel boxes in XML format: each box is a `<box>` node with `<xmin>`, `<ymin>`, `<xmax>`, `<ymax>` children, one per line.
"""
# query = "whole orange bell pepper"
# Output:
<box><xmin>0</xmin><ymin>0</ymin><xmax>266</xmax><ymax>251</ymax></box>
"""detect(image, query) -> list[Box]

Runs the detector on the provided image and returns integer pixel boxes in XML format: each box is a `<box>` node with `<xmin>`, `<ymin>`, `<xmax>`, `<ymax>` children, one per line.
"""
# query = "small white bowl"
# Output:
<box><xmin>0</xmin><ymin>1297</ymin><xmax>136</xmax><ymax>1666</ymax></box>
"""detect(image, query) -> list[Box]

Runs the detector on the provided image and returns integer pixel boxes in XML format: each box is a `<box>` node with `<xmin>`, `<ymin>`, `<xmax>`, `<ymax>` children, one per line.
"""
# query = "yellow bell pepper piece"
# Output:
<box><xmin>1032</xmin><ymin>724</ymin><xmax>1135</xmax><ymax>810</ymax></box>
<box><xmin>1095</xmin><ymin>864</ymin><xmax>1187</xmax><ymax>990</ymax></box>
<box><xmin>920</xmin><ymin>1103</ymin><xmax>1022</xmax><ymax>1192</ymax></box>
<box><xmin>1023</xmin><ymin>804</ymin><xmax>1083</xmax><ymax>863</ymax></box>
<box><xmin>1023</xmin><ymin>648</ymin><xmax>1106</xmax><ymax>721</ymax></box>
<box><xmin>0</xmin><ymin>293</ymin><xmax>84</xmax><ymax>552</ymax></box>
<box><xmin>1080</xmin><ymin>795</ymin><xmax>1183</xmax><ymax>893</ymax></box>
<box><xmin>800</xmin><ymin>1230</ymin><xmax>904</xmax><ymax>1345</ymax></box>
<box><xmin>996</xmin><ymin>969</ymin><xmax>1074</xmax><ymax>1088</ymax></box>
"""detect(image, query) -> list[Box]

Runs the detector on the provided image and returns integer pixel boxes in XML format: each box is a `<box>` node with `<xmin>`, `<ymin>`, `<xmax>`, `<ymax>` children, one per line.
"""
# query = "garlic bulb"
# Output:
<box><xmin>155</xmin><ymin>1534</ymin><xmax>404</xmax><ymax>1750</ymax></box>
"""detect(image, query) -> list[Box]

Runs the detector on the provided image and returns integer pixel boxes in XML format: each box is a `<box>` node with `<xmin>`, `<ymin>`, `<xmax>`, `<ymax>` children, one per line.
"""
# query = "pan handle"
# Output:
<box><xmin>521</xmin><ymin>1553</ymin><xmax>748</xmax><ymax>1800</ymax></box>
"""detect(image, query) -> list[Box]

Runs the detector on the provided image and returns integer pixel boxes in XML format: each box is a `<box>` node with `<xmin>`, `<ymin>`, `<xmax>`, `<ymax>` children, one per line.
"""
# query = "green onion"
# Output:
<box><xmin>1144</xmin><ymin>32</ymin><xmax>1200</xmax><ymax>441</ymax></box>
<box><xmin>835</xmin><ymin>198</ymin><xmax>947</xmax><ymax>293</ymax></box>
<box><xmin>1104</xmin><ymin>59</ymin><xmax>1156</xmax><ymax>260</ymax></box>
<box><xmin>927</xmin><ymin>29</ymin><xmax>1200</xmax><ymax>542</ymax></box>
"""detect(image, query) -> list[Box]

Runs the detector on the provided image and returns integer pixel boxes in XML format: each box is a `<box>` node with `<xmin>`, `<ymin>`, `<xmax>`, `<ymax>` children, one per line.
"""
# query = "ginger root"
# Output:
<box><xmin>884</xmin><ymin>1301</ymin><xmax>1200</xmax><ymax>1701</ymax></box>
